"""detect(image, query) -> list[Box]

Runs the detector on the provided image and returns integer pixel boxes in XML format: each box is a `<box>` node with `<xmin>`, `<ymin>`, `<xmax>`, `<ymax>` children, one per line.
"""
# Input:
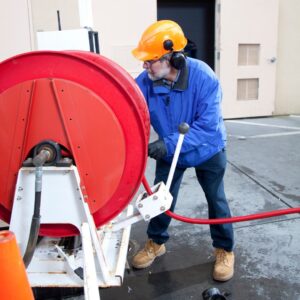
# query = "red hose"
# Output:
<box><xmin>165</xmin><ymin>208</ymin><xmax>300</xmax><ymax>224</ymax></box>
<box><xmin>142</xmin><ymin>176</ymin><xmax>300</xmax><ymax>225</ymax></box>
<box><xmin>142</xmin><ymin>176</ymin><xmax>153</xmax><ymax>195</ymax></box>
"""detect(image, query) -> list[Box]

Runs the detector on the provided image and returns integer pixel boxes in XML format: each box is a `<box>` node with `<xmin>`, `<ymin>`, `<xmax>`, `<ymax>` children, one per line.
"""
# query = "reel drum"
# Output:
<box><xmin>0</xmin><ymin>51</ymin><xmax>149</xmax><ymax>236</ymax></box>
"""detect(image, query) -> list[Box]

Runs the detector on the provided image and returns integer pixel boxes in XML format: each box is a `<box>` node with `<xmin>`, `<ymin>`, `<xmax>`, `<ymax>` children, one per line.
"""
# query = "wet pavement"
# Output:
<box><xmin>97</xmin><ymin>116</ymin><xmax>300</xmax><ymax>300</ymax></box>
<box><xmin>5</xmin><ymin>115</ymin><xmax>300</xmax><ymax>300</ymax></box>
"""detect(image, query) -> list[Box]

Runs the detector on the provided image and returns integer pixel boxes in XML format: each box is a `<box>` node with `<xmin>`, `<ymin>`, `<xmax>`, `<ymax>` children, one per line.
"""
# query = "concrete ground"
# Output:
<box><xmin>97</xmin><ymin>115</ymin><xmax>300</xmax><ymax>300</ymax></box>
<box><xmin>3</xmin><ymin>116</ymin><xmax>300</xmax><ymax>299</ymax></box>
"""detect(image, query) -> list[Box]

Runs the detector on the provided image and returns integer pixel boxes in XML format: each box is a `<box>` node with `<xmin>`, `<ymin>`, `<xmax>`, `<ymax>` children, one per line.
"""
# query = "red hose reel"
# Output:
<box><xmin>0</xmin><ymin>51</ymin><xmax>150</xmax><ymax>237</ymax></box>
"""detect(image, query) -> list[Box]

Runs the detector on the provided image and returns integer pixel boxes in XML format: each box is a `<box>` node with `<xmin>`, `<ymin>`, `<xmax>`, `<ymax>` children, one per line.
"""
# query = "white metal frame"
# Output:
<box><xmin>9</xmin><ymin>166</ymin><xmax>134</xmax><ymax>300</ymax></box>
<box><xmin>8</xmin><ymin>126</ymin><xmax>188</xmax><ymax>299</ymax></box>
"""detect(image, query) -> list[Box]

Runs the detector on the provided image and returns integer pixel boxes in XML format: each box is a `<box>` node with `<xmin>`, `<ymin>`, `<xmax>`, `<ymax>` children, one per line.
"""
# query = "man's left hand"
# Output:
<box><xmin>148</xmin><ymin>140</ymin><xmax>167</xmax><ymax>160</ymax></box>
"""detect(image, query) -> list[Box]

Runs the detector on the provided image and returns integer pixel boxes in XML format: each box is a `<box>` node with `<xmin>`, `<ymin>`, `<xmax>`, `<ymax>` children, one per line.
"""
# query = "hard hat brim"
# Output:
<box><xmin>132</xmin><ymin>47</ymin><xmax>156</xmax><ymax>61</ymax></box>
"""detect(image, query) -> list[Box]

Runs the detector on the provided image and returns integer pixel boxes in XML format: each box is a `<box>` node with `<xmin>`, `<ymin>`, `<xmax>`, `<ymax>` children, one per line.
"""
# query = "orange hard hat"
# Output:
<box><xmin>132</xmin><ymin>20</ymin><xmax>187</xmax><ymax>61</ymax></box>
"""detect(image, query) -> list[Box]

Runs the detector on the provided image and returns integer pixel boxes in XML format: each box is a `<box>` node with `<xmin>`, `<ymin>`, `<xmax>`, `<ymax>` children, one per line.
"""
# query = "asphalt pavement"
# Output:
<box><xmin>98</xmin><ymin>115</ymin><xmax>300</xmax><ymax>300</ymax></box>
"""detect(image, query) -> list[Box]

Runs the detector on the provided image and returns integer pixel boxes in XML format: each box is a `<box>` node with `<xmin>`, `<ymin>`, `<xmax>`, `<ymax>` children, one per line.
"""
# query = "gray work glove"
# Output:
<box><xmin>148</xmin><ymin>140</ymin><xmax>167</xmax><ymax>160</ymax></box>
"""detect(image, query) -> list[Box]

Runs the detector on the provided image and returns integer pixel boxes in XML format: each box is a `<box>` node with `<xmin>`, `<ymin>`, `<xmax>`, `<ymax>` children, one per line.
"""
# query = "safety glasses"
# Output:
<box><xmin>143</xmin><ymin>55</ymin><xmax>170</xmax><ymax>68</ymax></box>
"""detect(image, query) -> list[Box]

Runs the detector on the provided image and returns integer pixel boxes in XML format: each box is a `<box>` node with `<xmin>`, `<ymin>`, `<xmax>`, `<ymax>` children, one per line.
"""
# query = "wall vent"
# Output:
<box><xmin>238</xmin><ymin>44</ymin><xmax>260</xmax><ymax>65</ymax></box>
<box><xmin>237</xmin><ymin>78</ymin><xmax>259</xmax><ymax>100</ymax></box>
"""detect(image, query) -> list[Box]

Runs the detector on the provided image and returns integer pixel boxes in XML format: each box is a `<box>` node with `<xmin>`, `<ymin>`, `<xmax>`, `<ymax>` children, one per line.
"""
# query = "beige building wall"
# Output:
<box><xmin>1</xmin><ymin>1</ymin><xmax>299</xmax><ymax>115</ymax></box>
<box><xmin>31</xmin><ymin>0</ymin><xmax>80</xmax><ymax>31</ymax></box>
<box><xmin>275</xmin><ymin>0</ymin><xmax>300</xmax><ymax>114</ymax></box>
<box><xmin>2</xmin><ymin>0</ymin><xmax>156</xmax><ymax>77</ymax></box>
<box><xmin>0</xmin><ymin>0</ymin><xmax>33</xmax><ymax>61</ymax></box>
<box><xmin>30</xmin><ymin>0</ymin><xmax>80</xmax><ymax>52</ymax></box>
<box><xmin>30</xmin><ymin>0</ymin><xmax>156</xmax><ymax>77</ymax></box>
<box><xmin>91</xmin><ymin>0</ymin><xmax>156</xmax><ymax>77</ymax></box>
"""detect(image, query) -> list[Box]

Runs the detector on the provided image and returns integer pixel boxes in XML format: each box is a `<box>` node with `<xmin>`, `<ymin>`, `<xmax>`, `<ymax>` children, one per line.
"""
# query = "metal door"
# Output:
<box><xmin>216</xmin><ymin>0</ymin><xmax>279</xmax><ymax>118</ymax></box>
<box><xmin>157</xmin><ymin>0</ymin><xmax>215</xmax><ymax>70</ymax></box>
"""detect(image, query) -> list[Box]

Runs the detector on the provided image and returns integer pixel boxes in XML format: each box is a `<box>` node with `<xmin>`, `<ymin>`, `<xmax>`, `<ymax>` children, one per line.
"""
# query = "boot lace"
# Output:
<box><xmin>215</xmin><ymin>249</ymin><xmax>228</xmax><ymax>265</ymax></box>
<box><xmin>144</xmin><ymin>240</ymin><xmax>155</xmax><ymax>255</ymax></box>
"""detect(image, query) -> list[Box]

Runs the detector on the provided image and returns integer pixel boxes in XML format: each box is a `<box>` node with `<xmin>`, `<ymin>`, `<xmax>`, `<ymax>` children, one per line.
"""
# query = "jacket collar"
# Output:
<box><xmin>152</xmin><ymin>63</ymin><xmax>189</xmax><ymax>94</ymax></box>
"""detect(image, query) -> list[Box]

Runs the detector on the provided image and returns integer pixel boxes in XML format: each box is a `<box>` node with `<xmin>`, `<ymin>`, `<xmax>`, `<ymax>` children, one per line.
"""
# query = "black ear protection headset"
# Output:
<box><xmin>163</xmin><ymin>39</ymin><xmax>186</xmax><ymax>70</ymax></box>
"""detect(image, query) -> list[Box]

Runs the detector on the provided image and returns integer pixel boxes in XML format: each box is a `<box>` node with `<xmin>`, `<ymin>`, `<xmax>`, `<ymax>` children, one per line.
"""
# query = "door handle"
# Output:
<box><xmin>268</xmin><ymin>57</ymin><xmax>277</xmax><ymax>63</ymax></box>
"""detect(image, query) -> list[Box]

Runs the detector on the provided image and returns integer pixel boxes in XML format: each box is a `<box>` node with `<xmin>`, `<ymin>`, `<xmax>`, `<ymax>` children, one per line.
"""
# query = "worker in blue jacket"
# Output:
<box><xmin>131</xmin><ymin>20</ymin><xmax>234</xmax><ymax>282</ymax></box>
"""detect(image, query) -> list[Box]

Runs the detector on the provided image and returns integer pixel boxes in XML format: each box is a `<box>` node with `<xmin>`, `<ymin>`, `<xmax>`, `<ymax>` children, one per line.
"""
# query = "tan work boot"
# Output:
<box><xmin>213</xmin><ymin>248</ymin><xmax>235</xmax><ymax>281</ymax></box>
<box><xmin>132</xmin><ymin>239</ymin><xmax>166</xmax><ymax>269</ymax></box>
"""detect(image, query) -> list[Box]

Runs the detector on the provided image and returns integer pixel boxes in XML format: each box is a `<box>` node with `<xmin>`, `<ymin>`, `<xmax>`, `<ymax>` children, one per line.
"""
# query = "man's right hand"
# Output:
<box><xmin>148</xmin><ymin>140</ymin><xmax>167</xmax><ymax>160</ymax></box>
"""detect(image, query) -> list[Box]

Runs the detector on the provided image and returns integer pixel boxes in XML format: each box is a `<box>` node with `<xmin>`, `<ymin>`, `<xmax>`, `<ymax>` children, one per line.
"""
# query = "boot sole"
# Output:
<box><xmin>132</xmin><ymin>248</ymin><xmax>166</xmax><ymax>269</ymax></box>
<box><xmin>213</xmin><ymin>271</ymin><xmax>234</xmax><ymax>282</ymax></box>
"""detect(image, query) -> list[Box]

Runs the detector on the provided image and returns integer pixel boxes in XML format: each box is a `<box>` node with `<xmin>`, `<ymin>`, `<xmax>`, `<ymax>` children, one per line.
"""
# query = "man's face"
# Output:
<box><xmin>143</xmin><ymin>57</ymin><xmax>171</xmax><ymax>81</ymax></box>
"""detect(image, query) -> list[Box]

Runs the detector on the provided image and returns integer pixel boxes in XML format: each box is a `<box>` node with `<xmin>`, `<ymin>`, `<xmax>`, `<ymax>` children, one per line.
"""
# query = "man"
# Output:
<box><xmin>131</xmin><ymin>20</ymin><xmax>234</xmax><ymax>282</ymax></box>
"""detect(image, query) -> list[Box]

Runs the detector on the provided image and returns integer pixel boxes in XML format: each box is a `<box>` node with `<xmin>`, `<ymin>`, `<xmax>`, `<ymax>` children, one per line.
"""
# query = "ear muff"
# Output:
<box><xmin>170</xmin><ymin>52</ymin><xmax>186</xmax><ymax>70</ymax></box>
<box><xmin>163</xmin><ymin>39</ymin><xmax>186</xmax><ymax>70</ymax></box>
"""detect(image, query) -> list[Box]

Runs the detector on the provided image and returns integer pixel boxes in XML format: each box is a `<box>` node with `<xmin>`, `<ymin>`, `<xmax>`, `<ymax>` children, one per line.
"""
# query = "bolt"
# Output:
<box><xmin>160</xmin><ymin>206</ymin><xmax>165</xmax><ymax>211</ymax></box>
<box><xmin>138</xmin><ymin>203</ymin><xmax>143</xmax><ymax>208</ymax></box>
<box><xmin>17</xmin><ymin>196</ymin><xmax>22</xmax><ymax>201</ymax></box>
<box><xmin>145</xmin><ymin>214</ymin><xmax>150</xmax><ymax>220</ymax></box>
<box><xmin>18</xmin><ymin>187</ymin><xmax>23</xmax><ymax>191</ymax></box>
<box><xmin>153</xmin><ymin>195</ymin><xmax>158</xmax><ymax>200</ymax></box>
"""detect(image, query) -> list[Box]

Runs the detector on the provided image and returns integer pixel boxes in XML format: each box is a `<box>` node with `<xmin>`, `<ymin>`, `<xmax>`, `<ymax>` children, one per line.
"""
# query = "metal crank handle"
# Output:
<box><xmin>166</xmin><ymin>122</ymin><xmax>190</xmax><ymax>191</ymax></box>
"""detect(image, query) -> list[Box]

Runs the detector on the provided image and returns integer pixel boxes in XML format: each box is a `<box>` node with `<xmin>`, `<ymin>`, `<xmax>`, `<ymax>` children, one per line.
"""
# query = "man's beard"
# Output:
<box><xmin>147</xmin><ymin>64</ymin><xmax>171</xmax><ymax>81</ymax></box>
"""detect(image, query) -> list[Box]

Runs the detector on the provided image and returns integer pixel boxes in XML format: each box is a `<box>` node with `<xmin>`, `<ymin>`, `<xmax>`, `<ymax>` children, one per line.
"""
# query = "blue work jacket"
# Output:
<box><xmin>136</xmin><ymin>57</ymin><xmax>226</xmax><ymax>168</ymax></box>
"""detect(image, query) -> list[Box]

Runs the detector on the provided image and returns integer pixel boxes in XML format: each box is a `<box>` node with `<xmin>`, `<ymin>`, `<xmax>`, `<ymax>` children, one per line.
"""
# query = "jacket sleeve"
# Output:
<box><xmin>135</xmin><ymin>73</ymin><xmax>149</xmax><ymax>105</ymax></box>
<box><xmin>163</xmin><ymin>73</ymin><xmax>223</xmax><ymax>156</ymax></box>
